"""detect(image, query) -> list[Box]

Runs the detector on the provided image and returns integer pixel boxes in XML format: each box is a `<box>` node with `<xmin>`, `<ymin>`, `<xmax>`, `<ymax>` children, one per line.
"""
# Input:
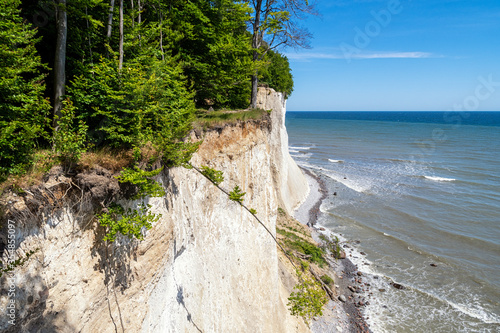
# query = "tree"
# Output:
<box><xmin>248</xmin><ymin>0</ymin><xmax>315</xmax><ymax>107</ymax></box>
<box><xmin>168</xmin><ymin>0</ymin><xmax>255</xmax><ymax>108</ymax></box>
<box><xmin>260</xmin><ymin>49</ymin><xmax>294</xmax><ymax>97</ymax></box>
<box><xmin>53</xmin><ymin>0</ymin><xmax>68</xmax><ymax>123</ymax></box>
<box><xmin>0</xmin><ymin>0</ymin><xmax>50</xmax><ymax>179</ymax></box>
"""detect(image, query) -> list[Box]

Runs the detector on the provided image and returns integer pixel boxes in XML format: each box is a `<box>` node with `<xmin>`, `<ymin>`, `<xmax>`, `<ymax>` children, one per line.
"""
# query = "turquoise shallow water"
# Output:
<box><xmin>286</xmin><ymin>112</ymin><xmax>500</xmax><ymax>333</ymax></box>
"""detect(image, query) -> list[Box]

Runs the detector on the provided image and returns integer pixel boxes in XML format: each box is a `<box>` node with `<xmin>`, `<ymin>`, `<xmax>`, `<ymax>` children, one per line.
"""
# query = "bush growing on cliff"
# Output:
<box><xmin>98</xmin><ymin>166</ymin><xmax>165</xmax><ymax>242</ymax></box>
<box><xmin>116</xmin><ymin>167</ymin><xmax>165</xmax><ymax>199</ymax></box>
<box><xmin>288</xmin><ymin>272</ymin><xmax>328</xmax><ymax>325</ymax></box>
<box><xmin>98</xmin><ymin>203</ymin><xmax>161</xmax><ymax>242</ymax></box>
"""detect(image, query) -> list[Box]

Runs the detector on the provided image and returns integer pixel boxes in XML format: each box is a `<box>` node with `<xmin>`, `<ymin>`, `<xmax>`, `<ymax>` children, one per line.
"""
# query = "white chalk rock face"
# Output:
<box><xmin>256</xmin><ymin>87</ymin><xmax>310</xmax><ymax>214</ymax></box>
<box><xmin>0</xmin><ymin>88</ymin><xmax>309</xmax><ymax>333</ymax></box>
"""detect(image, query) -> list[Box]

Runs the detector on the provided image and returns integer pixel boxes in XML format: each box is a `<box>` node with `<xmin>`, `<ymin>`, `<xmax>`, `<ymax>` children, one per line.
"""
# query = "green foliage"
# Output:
<box><xmin>320</xmin><ymin>274</ymin><xmax>334</xmax><ymax>286</ymax></box>
<box><xmin>229</xmin><ymin>185</ymin><xmax>246</xmax><ymax>203</ymax></box>
<box><xmin>98</xmin><ymin>203</ymin><xmax>161</xmax><ymax>242</ymax></box>
<box><xmin>99</xmin><ymin>166</ymin><xmax>166</xmax><ymax>242</ymax></box>
<box><xmin>260</xmin><ymin>49</ymin><xmax>294</xmax><ymax>97</ymax></box>
<box><xmin>0</xmin><ymin>249</ymin><xmax>38</xmax><ymax>278</ymax></box>
<box><xmin>200</xmin><ymin>166</ymin><xmax>224</xmax><ymax>186</ymax></box>
<box><xmin>288</xmin><ymin>272</ymin><xmax>328</xmax><ymax>325</ymax></box>
<box><xmin>170</xmin><ymin>0</ymin><xmax>255</xmax><ymax>108</ymax></box>
<box><xmin>53</xmin><ymin>99</ymin><xmax>88</xmax><ymax>164</ymax></box>
<box><xmin>300</xmin><ymin>260</ymin><xmax>310</xmax><ymax>272</ymax></box>
<box><xmin>249</xmin><ymin>208</ymin><xmax>257</xmax><ymax>215</ymax></box>
<box><xmin>68</xmin><ymin>56</ymin><xmax>198</xmax><ymax>167</ymax></box>
<box><xmin>320</xmin><ymin>234</ymin><xmax>343</xmax><ymax>260</ymax></box>
<box><xmin>116</xmin><ymin>166</ymin><xmax>165</xmax><ymax>200</ymax></box>
<box><xmin>0</xmin><ymin>0</ymin><xmax>50</xmax><ymax>180</ymax></box>
<box><xmin>277</xmin><ymin>226</ymin><xmax>326</xmax><ymax>266</ymax></box>
<box><xmin>278</xmin><ymin>207</ymin><xmax>287</xmax><ymax>216</ymax></box>
<box><xmin>296</xmin><ymin>240</ymin><xmax>325</xmax><ymax>266</ymax></box>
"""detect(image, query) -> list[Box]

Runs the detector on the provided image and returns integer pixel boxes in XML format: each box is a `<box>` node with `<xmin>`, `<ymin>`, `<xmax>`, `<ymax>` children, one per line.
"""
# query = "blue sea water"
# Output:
<box><xmin>285</xmin><ymin>111</ymin><xmax>500</xmax><ymax>333</ymax></box>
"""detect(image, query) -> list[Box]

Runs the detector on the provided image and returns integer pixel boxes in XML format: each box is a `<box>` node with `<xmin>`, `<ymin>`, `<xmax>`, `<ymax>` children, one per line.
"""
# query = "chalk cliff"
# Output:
<box><xmin>0</xmin><ymin>88</ymin><xmax>310</xmax><ymax>332</ymax></box>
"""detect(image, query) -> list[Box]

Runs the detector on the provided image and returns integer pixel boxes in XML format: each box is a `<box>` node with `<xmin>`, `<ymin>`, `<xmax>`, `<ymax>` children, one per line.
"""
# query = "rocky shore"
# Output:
<box><xmin>294</xmin><ymin>168</ymin><xmax>372</xmax><ymax>333</ymax></box>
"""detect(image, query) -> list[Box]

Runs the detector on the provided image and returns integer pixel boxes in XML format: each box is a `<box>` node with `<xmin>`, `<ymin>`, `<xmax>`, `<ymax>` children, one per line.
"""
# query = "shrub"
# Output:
<box><xmin>259</xmin><ymin>49</ymin><xmax>294</xmax><ymax>98</ymax></box>
<box><xmin>116</xmin><ymin>166</ymin><xmax>165</xmax><ymax>199</ymax></box>
<box><xmin>98</xmin><ymin>203</ymin><xmax>161</xmax><ymax>242</ymax></box>
<box><xmin>68</xmin><ymin>57</ymin><xmax>198</xmax><ymax>167</ymax></box>
<box><xmin>52</xmin><ymin>99</ymin><xmax>88</xmax><ymax>165</ymax></box>
<box><xmin>99</xmin><ymin>166</ymin><xmax>166</xmax><ymax>242</ymax></box>
<box><xmin>288</xmin><ymin>272</ymin><xmax>328</xmax><ymax>325</ymax></box>
<box><xmin>320</xmin><ymin>274</ymin><xmax>334</xmax><ymax>286</ymax></box>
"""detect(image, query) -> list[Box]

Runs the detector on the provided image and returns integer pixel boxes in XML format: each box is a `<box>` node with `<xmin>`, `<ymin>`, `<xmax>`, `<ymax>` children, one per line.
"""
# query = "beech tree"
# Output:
<box><xmin>248</xmin><ymin>0</ymin><xmax>315</xmax><ymax>107</ymax></box>
<box><xmin>53</xmin><ymin>0</ymin><xmax>67</xmax><ymax>122</ymax></box>
<box><xmin>1</xmin><ymin>0</ymin><xmax>297</xmax><ymax>181</ymax></box>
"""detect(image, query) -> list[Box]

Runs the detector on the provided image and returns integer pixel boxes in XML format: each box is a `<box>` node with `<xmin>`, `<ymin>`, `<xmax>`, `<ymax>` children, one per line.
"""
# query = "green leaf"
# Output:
<box><xmin>229</xmin><ymin>185</ymin><xmax>246</xmax><ymax>203</ymax></box>
<box><xmin>200</xmin><ymin>166</ymin><xmax>224</xmax><ymax>186</ymax></box>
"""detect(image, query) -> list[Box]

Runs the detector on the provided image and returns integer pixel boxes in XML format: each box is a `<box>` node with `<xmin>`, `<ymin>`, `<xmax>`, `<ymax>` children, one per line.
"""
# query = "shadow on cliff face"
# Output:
<box><xmin>90</xmin><ymin>231</ymin><xmax>138</xmax><ymax>332</ymax></box>
<box><xmin>0</xmin><ymin>269</ymin><xmax>76</xmax><ymax>333</ymax></box>
<box><xmin>176</xmin><ymin>286</ymin><xmax>203</xmax><ymax>333</ymax></box>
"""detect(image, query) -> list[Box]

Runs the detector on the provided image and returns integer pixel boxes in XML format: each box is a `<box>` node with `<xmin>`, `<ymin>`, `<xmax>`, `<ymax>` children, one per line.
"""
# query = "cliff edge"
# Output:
<box><xmin>0</xmin><ymin>88</ymin><xmax>310</xmax><ymax>332</ymax></box>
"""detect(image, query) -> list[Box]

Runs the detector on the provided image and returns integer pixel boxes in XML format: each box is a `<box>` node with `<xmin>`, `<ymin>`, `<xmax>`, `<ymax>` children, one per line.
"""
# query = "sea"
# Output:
<box><xmin>285</xmin><ymin>111</ymin><xmax>500</xmax><ymax>333</ymax></box>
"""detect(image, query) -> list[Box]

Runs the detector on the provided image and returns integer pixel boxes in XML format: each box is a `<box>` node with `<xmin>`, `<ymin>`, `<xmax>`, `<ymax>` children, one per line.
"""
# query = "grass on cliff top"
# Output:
<box><xmin>193</xmin><ymin>108</ymin><xmax>269</xmax><ymax>130</ymax></box>
<box><xmin>0</xmin><ymin>148</ymin><xmax>137</xmax><ymax>195</ymax></box>
<box><xmin>1</xmin><ymin>108</ymin><xmax>266</xmax><ymax>194</ymax></box>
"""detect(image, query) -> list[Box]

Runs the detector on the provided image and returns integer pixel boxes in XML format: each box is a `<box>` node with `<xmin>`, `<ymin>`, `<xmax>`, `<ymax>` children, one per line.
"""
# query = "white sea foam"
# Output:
<box><xmin>324</xmin><ymin>171</ymin><xmax>372</xmax><ymax>193</ymax></box>
<box><xmin>424</xmin><ymin>176</ymin><xmax>456</xmax><ymax>182</ymax></box>
<box><xmin>328</xmin><ymin>159</ymin><xmax>344</xmax><ymax>163</ymax></box>
<box><xmin>289</xmin><ymin>146</ymin><xmax>311</xmax><ymax>150</ymax></box>
<box><xmin>290</xmin><ymin>153</ymin><xmax>312</xmax><ymax>159</ymax></box>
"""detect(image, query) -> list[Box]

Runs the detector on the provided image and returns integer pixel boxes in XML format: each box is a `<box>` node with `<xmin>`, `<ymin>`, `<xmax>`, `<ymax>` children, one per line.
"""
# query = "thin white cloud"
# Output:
<box><xmin>286</xmin><ymin>51</ymin><xmax>438</xmax><ymax>61</ymax></box>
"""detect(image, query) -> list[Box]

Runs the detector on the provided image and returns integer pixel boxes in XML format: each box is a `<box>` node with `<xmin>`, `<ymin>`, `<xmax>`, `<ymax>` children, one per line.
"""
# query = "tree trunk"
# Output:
<box><xmin>159</xmin><ymin>4</ymin><xmax>164</xmax><ymax>61</ymax></box>
<box><xmin>251</xmin><ymin>73</ymin><xmax>259</xmax><ymax>108</ymax></box>
<box><xmin>138</xmin><ymin>0</ymin><xmax>141</xmax><ymax>45</ymax></box>
<box><xmin>85</xmin><ymin>6</ymin><xmax>93</xmax><ymax>68</ymax></box>
<box><xmin>250</xmin><ymin>0</ymin><xmax>263</xmax><ymax>108</ymax></box>
<box><xmin>53</xmin><ymin>0</ymin><xmax>67</xmax><ymax>124</ymax></box>
<box><xmin>118</xmin><ymin>0</ymin><xmax>124</xmax><ymax>70</ymax></box>
<box><xmin>130</xmin><ymin>0</ymin><xmax>134</xmax><ymax>28</ymax></box>
<box><xmin>107</xmin><ymin>0</ymin><xmax>115</xmax><ymax>40</ymax></box>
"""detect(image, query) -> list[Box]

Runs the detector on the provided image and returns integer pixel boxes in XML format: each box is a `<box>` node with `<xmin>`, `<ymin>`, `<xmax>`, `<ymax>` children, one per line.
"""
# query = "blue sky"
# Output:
<box><xmin>284</xmin><ymin>0</ymin><xmax>500</xmax><ymax>111</ymax></box>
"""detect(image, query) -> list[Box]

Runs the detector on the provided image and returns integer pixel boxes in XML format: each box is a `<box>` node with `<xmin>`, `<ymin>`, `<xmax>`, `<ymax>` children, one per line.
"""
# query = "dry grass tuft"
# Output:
<box><xmin>0</xmin><ymin>150</ymin><xmax>57</xmax><ymax>194</ymax></box>
<box><xmin>193</xmin><ymin>108</ymin><xmax>269</xmax><ymax>131</ymax></box>
<box><xmin>78</xmin><ymin>148</ymin><xmax>134</xmax><ymax>172</ymax></box>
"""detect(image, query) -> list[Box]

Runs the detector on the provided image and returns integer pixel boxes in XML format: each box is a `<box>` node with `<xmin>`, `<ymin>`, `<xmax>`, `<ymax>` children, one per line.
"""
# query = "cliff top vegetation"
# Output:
<box><xmin>0</xmin><ymin>0</ymin><xmax>313</xmax><ymax>187</ymax></box>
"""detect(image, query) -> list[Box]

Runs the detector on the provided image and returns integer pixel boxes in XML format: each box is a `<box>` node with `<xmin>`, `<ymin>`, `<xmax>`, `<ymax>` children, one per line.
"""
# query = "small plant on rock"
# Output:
<box><xmin>200</xmin><ymin>166</ymin><xmax>224</xmax><ymax>186</ymax></box>
<box><xmin>229</xmin><ymin>185</ymin><xmax>246</xmax><ymax>203</ymax></box>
